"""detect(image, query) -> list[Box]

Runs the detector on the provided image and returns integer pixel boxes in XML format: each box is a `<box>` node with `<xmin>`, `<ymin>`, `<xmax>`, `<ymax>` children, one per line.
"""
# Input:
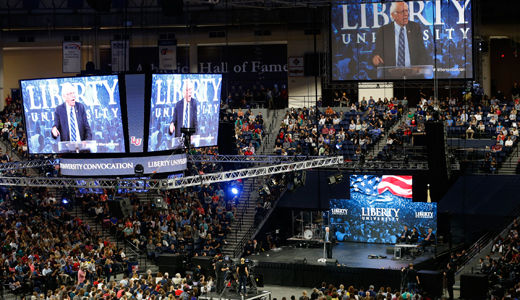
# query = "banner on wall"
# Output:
<box><xmin>158</xmin><ymin>40</ymin><xmax>177</xmax><ymax>71</ymax></box>
<box><xmin>111</xmin><ymin>40</ymin><xmax>130</xmax><ymax>72</ymax></box>
<box><xmin>288</xmin><ymin>56</ymin><xmax>304</xmax><ymax>77</ymax></box>
<box><xmin>62</xmin><ymin>42</ymin><xmax>81</xmax><ymax>73</ymax></box>
<box><xmin>60</xmin><ymin>154</ymin><xmax>187</xmax><ymax>176</ymax></box>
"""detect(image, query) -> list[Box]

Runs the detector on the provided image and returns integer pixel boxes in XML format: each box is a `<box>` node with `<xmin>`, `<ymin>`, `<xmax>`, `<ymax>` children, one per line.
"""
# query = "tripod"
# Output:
<box><xmin>218</xmin><ymin>271</ymin><xmax>237</xmax><ymax>299</ymax></box>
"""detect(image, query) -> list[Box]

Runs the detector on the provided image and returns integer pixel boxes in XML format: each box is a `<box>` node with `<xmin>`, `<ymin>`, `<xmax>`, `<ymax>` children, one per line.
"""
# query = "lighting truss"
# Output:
<box><xmin>188</xmin><ymin>154</ymin><xmax>322</xmax><ymax>163</ymax></box>
<box><xmin>0</xmin><ymin>156</ymin><xmax>343</xmax><ymax>191</ymax></box>
<box><xmin>0</xmin><ymin>158</ymin><xmax>60</xmax><ymax>171</ymax></box>
<box><xmin>0</xmin><ymin>155</ymin><xmax>323</xmax><ymax>171</ymax></box>
<box><xmin>164</xmin><ymin>156</ymin><xmax>343</xmax><ymax>189</ymax></box>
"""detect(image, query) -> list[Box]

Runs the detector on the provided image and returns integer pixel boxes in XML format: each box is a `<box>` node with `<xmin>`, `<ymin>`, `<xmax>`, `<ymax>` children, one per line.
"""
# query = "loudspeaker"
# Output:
<box><xmin>161</xmin><ymin>0</ymin><xmax>184</xmax><ymax>16</ymax></box>
<box><xmin>192</xmin><ymin>256</ymin><xmax>214</xmax><ymax>275</ymax></box>
<box><xmin>87</xmin><ymin>0</ymin><xmax>111</xmax><ymax>11</ymax></box>
<box><xmin>418</xmin><ymin>270</ymin><xmax>443</xmax><ymax>297</ymax></box>
<box><xmin>425</xmin><ymin>121</ymin><xmax>448</xmax><ymax>198</ymax></box>
<box><xmin>218</xmin><ymin>122</ymin><xmax>236</xmax><ymax>155</ymax></box>
<box><xmin>304</xmin><ymin>53</ymin><xmax>324</xmax><ymax>76</ymax></box>
<box><xmin>157</xmin><ymin>254</ymin><xmax>185</xmax><ymax>274</ymax></box>
<box><xmin>460</xmin><ymin>274</ymin><xmax>488</xmax><ymax>300</ymax></box>
<box><xmin>325</xmin><ymin>258</ymin><xmax>338</xmax><ymax>266</ymax></box>
<box><xmin>293</xmin><ymin>257</ymin><xmax>307</xmax><ymax>264</ymax></box>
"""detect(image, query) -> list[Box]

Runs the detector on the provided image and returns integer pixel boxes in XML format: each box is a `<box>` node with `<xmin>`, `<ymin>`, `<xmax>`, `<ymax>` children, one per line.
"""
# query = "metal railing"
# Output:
<box><xmin>455</xmin><ymin>205</ymin><xmax>520</xmax><ymax>275</ymax></box>
<box><xmin>233</xmin><ymin>178</ymin><xmax>257</xmax><ymax>246</ymax></box>
<box><xmin>72</xmin><ymin>197</ymin><xmax>150</xmax><ymax>272</ymax></box>
<box><xmin>232</xmin><ymin>180</ymin><xmax>288</xmax><ymax>258</ymax></box>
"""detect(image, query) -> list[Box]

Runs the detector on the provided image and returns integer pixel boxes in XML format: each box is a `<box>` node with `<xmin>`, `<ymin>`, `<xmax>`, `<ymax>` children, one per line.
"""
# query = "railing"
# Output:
<box><xmin>232</xmin><ymin>180</ymin><xmax>288</xmax><ymax>258</ymax></box>
<box><xmin>233</xmin><ymin>178</ymin><xmax>256</xmax><ymax>246</ymax></box>
<box><xmin>455</xmin><ymin>205</ymin><xmax>520</xmax><ymax>275</ymax></box>
<box><xmin>72</xmin><ymin>196</ymin><xmax>151</xmax><ymax>272</ymax></box>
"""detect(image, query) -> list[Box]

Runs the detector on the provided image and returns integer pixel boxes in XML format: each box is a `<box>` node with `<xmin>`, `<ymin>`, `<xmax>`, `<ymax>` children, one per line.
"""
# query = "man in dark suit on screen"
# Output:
<box><xmin>51</xmin><ymin>83</ymin><xmax>92</xmax><ymax>142</ymax></box>
<box><xmin>169</xmin><ymin>80</ymin><xmax>198</xmax><ymax>137</ymax></box>
<box><xmin>372</xmin><ymin>1</ymin><xmax>431</xmax><ymax>68</ymax></box>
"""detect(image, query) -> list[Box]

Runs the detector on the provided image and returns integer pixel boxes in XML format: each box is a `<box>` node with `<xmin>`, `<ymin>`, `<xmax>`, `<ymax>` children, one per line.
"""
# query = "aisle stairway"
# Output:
<box><xmin>69</xmin><ymin>202</ymin><xmax>160</xmax><ymax>274</ymax></box>
<box><xmin>258</xmin><ymin>109</ymin><xmax>287</xmax><ymax>155</ymax></box>
<box><xmin>221</xmin><ymin>178</ymin><xmax>263</xmax><ymax>257</ymax></box>
<box><xmin>368</xmin><ymin>109</ymin><xmax>412</xmax><ymax>160</ymax></box>
<box><xmin>498</xmin><ymin>144</ymin><xmax>520</xmax><ymax>174</ymax></box>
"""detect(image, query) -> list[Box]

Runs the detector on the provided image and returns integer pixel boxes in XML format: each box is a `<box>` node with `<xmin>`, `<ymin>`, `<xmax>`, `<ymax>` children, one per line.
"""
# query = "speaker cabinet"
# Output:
<box><xmin>461</xmin><ymin>274</ymin><xmax>488</xmax><ymax>300</ymax></box>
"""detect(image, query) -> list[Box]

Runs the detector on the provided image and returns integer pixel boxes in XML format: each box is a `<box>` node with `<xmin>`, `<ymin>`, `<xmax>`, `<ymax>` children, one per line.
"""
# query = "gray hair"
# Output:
<box><xmin>390</xmin><ymin>1</ymin><xmax>408</xmax><ymax>19</ymax></box>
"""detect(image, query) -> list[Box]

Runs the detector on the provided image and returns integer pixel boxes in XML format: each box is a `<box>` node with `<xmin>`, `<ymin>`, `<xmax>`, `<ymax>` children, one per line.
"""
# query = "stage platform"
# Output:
<box><xmin>199</xmin><ymin>290</ymin><xmax>271</xmax><ymax>300</ymax></box>
<box><xmin>248</xmin><ymin>242</ymin><xmax>443</xmax><ymax>297</ymax></box>
<box><xmin>253</xmin><ymin>242</ymin><xmax>432</xmax><ymax>269</ymax></box>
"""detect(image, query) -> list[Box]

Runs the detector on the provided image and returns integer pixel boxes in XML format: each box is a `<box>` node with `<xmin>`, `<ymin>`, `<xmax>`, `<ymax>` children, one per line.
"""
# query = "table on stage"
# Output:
<box><xmin>394</xmin><ymin>244</ymin><xmax>420</xmax><ymax>259</ymax></box>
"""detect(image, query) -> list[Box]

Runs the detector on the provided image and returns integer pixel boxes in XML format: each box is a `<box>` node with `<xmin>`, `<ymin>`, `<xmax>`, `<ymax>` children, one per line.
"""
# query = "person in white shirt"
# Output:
<box><xmin>505</xmin><ymin>137</ymin><xmax>514</xmax><ymax>147</ymax></box>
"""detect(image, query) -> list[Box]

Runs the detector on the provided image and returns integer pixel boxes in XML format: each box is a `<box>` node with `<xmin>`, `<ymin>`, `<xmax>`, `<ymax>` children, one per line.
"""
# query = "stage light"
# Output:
<box><xmin>231</xmin><ymin>187</ymin><xmax>239</xmax><ymax>195</ymax></box>
<box><xmin>62</xmin><ymin>198</ymin><xmax>69</xmax><ymax>205</ymax></box>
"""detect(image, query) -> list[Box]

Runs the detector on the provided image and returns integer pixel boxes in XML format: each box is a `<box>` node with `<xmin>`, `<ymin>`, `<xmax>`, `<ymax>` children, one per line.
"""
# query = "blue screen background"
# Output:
<box><xmin>331</xmin><ymin>0</ymin><xmax>472</xmax><ymax>80</ymax></box>
<box><xmin>148</xmin><ymin>74</ymin><xmax>222</xmax><ymax>152</ymax></box>
<box><xmin>329</xmin><ymin>175</ymin><xmax>437</xmax><ymax>244</ymax></box>
<box><xmin>21</xmin><ymin>75</ymin><xmax>125</xmax><ymax>154</ymax></box>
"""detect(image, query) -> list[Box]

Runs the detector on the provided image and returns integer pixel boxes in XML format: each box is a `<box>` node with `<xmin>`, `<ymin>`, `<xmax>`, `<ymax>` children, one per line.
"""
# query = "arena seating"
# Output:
<box><xmin>273</xmin><ymin>98</ymin><xmax>405</xmax><ymax>159</ymax></box>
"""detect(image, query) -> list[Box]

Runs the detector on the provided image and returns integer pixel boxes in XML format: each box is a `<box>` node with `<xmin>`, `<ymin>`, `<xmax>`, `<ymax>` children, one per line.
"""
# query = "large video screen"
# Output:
<box><xmin>331</xmin><ymin>0</ymin><xmax>472</xmax><ymax>80</ymax></box>
<box><xmin>21</xmin><ymin>75</ymin><xmax>125</xmax><ymax>154</ymax></box>
<box><xmin>148</xmin><ymin>74</ymin><xmax>222</xmax><ymax>151</ymax></box>
<box><xmin>125</xmin><ymin>74</ymin><xmax>145</xmax><ymax>153</ymax></box>
<box><xmin>329</xmin><ymin>175</ymin><xmax>437</xmax><ymax>244</ymax></box>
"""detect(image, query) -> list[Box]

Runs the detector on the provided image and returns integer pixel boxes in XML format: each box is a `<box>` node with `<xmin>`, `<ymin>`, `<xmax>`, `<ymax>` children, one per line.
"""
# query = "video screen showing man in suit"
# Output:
<box><xmin>168</xmin><ymin>80</ymin><xmax>198</xmax><ymax>137</ymax></box>
<box><xmin>330</xmin><ymin>0</ymin><xmax>473</xmax><ymax>80</ymax></box>
<box><xmin>372</xmin><ymin>1</ymin><xmax>431</xmax><ymax>68</ymax></box>
<box><xmin>21</xmin><ymin>76</ymin><xmax>126</xmax><ymax>154</ymax></box>
<box><xmin>148</xmin><ymin>74</ymin><xmax>222</xmax><ymax>152</ymax></box>
<box><xmin>51</xmin><ymin>83</ymin><xmax>92</xmax><ymax>142</ymax></box>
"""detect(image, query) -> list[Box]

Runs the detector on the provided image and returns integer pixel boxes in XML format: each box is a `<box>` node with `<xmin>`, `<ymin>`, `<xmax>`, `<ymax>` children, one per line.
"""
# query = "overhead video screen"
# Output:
<box><xmin>21</xmin><ymin>75</ymin><xmax>125</xmax><ymax>154</ymax></box>
<box><xmin>329</xmin><ymin>175</ymin><xmax>437</xmax><ymax>244</ymax></box>
<box><xmin>148</xmin><ymin>74</ymin><xmax>222</xmax><ymax>152</ymax></box>
<box><xmin>331</xmin><ymin>0</ymin><xmax>472</xmax><ymax>80</ymax></box>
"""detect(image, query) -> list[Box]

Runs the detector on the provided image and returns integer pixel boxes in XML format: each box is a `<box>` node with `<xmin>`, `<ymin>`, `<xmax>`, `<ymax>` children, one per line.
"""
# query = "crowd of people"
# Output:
<box><xmin>286</xmin><ymin>279</ymin><xmax>423</xmax><ymax>300</ymax></box>
<box><xmin>0</xmin><ymin>188</ymin><xmax>138</xmax><ymax>297</ymax></box>
<box><xmin>222</xmin><ymin>83</ymin><xmax>288</xmax><ymax>110</ymax></box>
<box><xmin>0</xmin><ymin>95</ymin><xmax>28</xmax><ymax>159</ymax></box>
<box><xmin>381</xmin><ymin>95</ymin><xmax>520</xmax><ymax>172</ymax></box>
<box><xmin>80</xmin><ymin>181</ymin><xmax>240</xmax><ymax>260</ymax></box>
<box><xmin>478</xmin><ymin>217</ymin><xmax>520</xmax><ymax>299</ymax></box>
<box><xmin>220</xmin><ymin>109</ymin><xmax>265</xmax><ymax>156</ymax></box>
<box><xmin>273</xmin><ymin>97</ymin><xmax>405</xmax><ymax>158</ymax></box>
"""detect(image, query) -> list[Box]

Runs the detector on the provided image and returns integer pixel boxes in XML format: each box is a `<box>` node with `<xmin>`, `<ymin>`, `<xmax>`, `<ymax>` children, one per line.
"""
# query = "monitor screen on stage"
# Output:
<box><xmin>21</xmin><ymin>75</ymin><xmax>126</xmax><ymax>154</ymax></box>
<box><xmin>147</xmin><ymin>74</ymin><xmax>222</xmax><ymax>152</ymax></box>
<box><xmin>329</xmin><ymin>175</ymin><xmax>437</xmax><ymax>244</ymax></box>
<box><xmin>331</xmin><ymin>0</ymin><xmax>473</xmax><ymax>80</ymax></box>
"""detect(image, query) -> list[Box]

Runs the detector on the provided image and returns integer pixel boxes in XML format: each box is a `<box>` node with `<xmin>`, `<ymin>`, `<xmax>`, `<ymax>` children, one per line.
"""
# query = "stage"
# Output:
<box><xmin>253</xmin><ymin>242</ymin><xmax>432</xmax><ymax>269</ymax></box>
<box><xmin>248</xmin><ymin>242</ymin><xmax>443</xmax><ymax>297</ymax></box>
<box><xmin>199</xmin><ymin>290</ymin><xmax>271</xmax><ymax>300</ymax></box>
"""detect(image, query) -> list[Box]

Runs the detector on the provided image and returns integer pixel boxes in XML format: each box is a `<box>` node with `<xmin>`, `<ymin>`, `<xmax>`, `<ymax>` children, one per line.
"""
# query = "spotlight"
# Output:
<box><xmin>62</xmin><ymin>198</ymin><xmax>69</xmax><ymax>205</ymax></box>
<box><xmin>231</xmin><ymin>187</ymin><xmax>239</xmax><ymax>195</ymax></box>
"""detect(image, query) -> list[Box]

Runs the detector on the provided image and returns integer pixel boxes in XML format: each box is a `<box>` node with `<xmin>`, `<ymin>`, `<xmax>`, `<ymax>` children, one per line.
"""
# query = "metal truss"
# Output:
<box><xmin>0</xmin><ymin>158</ymin><xmax>59</xmax><ymax>171</ymax></box>
<box><xmin>0</xmin><ymin>155</ymin><xmax>324</xmax><ymax>171</ymax></box>
<box><xmin>0</xmin><ymin>156</ymin><xmax>343</xmax><ymax>191</ymax></box>
<box><xmin>188</xmin><ymin>154</ymin><xmax>322</xmax><ymax>164</ymax></box>
<box><xmin>0</xmin><ymin>156</ymin><xmax>430</xmax><ymax>172</ymax></box>
<box><xmin>164</xmin><ymin>156</ymin><xmax>343</xmax><ymax>189</ymax></box>
<box><xmin>336</xmin><ymin>160</ymin><xmax>429</xmax><ymax>171</ymax></box>
<box><xmin>0</xmin><ymin>176</ymin><xmax>162</xmax><ymax>190</ymax></box>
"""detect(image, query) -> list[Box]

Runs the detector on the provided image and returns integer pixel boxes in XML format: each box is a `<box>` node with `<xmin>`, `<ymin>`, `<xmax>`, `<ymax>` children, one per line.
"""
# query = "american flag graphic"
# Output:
<box><xmin>377</xmin><ymin>175</ymin><xmax>413</xmax><ymax>199</ymax></box>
